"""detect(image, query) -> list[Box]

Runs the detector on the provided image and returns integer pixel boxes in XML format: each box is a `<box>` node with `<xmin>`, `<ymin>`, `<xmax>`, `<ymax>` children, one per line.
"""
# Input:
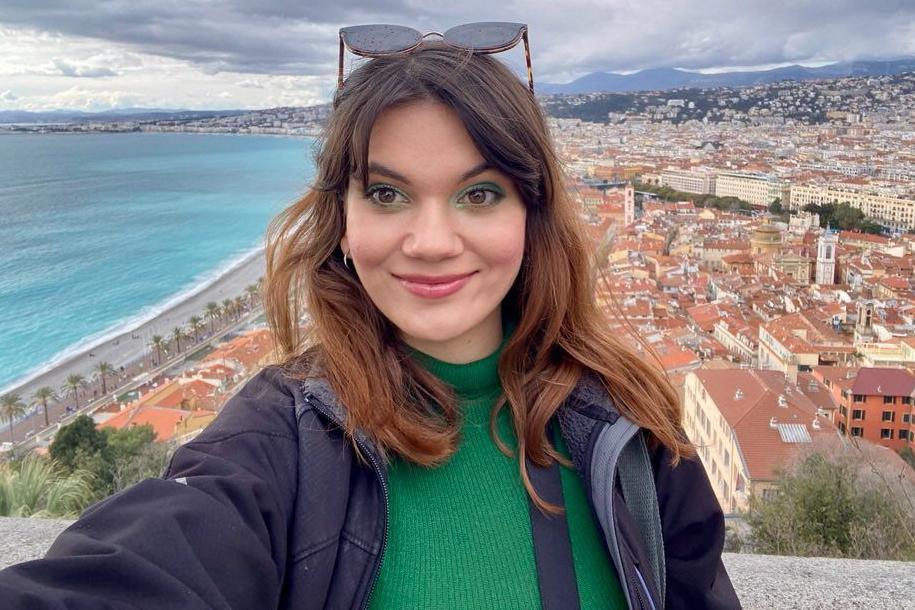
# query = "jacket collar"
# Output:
<box><xmin>299</xmin><ymin>369</ymin><xmax>620</xmax><ymax>465</ymax></box>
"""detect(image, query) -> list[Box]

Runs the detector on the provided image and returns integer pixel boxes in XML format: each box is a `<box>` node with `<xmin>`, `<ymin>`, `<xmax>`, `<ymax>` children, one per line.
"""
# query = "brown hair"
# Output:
<box><xmin>264</xmin><ymin>42</ymin><xmax>694</xmax><ymax>513</ymax></box>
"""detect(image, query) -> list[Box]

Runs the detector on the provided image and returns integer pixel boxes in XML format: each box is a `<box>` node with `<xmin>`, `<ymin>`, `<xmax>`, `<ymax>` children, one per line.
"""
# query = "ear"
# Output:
<box><xmin>340</xmin><ymin>234</ymin><xmax>349</xmax><ymax>254</ymax></box>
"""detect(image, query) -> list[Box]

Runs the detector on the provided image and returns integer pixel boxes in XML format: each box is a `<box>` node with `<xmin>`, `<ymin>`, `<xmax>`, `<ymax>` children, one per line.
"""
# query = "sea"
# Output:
<box><xmin>0</xmin><ymin>131</ymin><xmax>316</xmax><ymax>392</ymax></box>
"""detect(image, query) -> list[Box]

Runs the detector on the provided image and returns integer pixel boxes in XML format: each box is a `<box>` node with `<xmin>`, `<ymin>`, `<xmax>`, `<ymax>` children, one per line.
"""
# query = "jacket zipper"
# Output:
<box><xmin>632</xmin><ymin>564</ymin><xmax>656</xmax><ymax>610</ymax></box>
<box><xmin>355</xmin><ymin>433</ymin><xmax>389</xmax><ymax>610</ymax></box>
<box><xmin>303</xmin><ymin>393</ymin><xmax>389</xmax><ymax>610</ymax></box>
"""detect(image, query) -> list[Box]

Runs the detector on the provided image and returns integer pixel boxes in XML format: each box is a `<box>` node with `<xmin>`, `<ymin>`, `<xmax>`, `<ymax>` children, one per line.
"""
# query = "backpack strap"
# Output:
<box><xmin>526</xmin><ymin>422</ymin><xmax>581</xmax><ymax>610</ymax></box>
<box><xmin>617</xmin><ymin>431</ymin><xmax>666</xmax><ymax>605</ymax></box>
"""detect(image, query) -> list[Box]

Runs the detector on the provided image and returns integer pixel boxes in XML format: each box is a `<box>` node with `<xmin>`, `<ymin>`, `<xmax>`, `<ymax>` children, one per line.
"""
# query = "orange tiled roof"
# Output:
<box><xmin>693</xmin><ymin>368</ymin><xmax>837</xmax><ymax>481</ymax></box>
<box><xmin>99</xmin><ymin>405</ymin><xmax>190</xmax><ymax>442</ymax></box>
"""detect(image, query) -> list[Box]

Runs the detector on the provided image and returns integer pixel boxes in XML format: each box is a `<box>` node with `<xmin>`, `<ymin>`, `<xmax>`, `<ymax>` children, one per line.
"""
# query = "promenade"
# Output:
<box><xmin>2</xmin><ymin>249</ymin><xmax>266</xmax><ymax>447</ymax></box>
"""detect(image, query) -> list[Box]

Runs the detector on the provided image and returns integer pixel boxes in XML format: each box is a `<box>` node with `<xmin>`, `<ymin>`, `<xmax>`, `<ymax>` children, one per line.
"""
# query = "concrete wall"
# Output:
<box><xmin>0</xmin><ymin>517</ymin><xmax>911</xmax><ymax>609</ymax></box>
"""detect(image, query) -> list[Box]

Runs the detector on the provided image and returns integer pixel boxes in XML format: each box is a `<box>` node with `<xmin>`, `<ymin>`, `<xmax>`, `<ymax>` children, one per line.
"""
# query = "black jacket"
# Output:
<box><xmin>0</xmin><ymin>365</ymin><xmax>741</xmax><ymax>609</ymax></box>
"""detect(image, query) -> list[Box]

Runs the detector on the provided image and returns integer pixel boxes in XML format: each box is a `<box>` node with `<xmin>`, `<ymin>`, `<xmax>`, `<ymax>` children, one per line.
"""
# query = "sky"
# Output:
<box><xmin>1</xmin><ymin>1</ymin><xmax>914</xmax><ymax>112</ymax></box>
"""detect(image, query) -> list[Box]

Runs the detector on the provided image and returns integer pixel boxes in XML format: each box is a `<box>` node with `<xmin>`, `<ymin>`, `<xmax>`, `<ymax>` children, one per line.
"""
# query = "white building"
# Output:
<box><xmin>815</xmin><ymin>227</ymin><xmax>838</xmax><ymax>285</ymax></box>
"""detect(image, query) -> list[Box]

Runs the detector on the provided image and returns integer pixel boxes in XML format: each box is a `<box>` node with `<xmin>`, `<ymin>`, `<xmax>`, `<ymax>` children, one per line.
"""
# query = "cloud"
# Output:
<box><xmin>52</xmin><ymin>58</ymin><xmax>118</xmax><ymax>77</ymax></box>
<box><xmin>0</xmin><ymin>90</ymin><xmax>17</xmax><ymax>101</ymax></box>
<box><xmin>0</xmin><ymin>0</ymin><xmax>909</xmax><ymax>81</ymax></box>
<box><xmin>0</xmin><ymin>1</ymin><xmax>913</xmax><ymax>110</ymax></box>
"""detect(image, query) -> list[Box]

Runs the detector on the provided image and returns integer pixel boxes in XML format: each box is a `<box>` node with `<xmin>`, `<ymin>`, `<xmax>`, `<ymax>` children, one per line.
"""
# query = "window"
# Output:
<box><xmin>852</xmin><ymin>409</ymin><xmax>865</xmax><ymax>420</ymax></box>
<box><xmin>880</xmin><ymin>428</ymin><xmax>894</xmax><ymax>440</ymax></box>
<box><xmin>882</xmin><ymin>411</ymin><xmax>895</xmax><ymax>422</ymax></box>
<box><xmin>851</xmin><ymin>427</ymin><xmax>863</xmax><ymax>437</ymax></box>
<box><xmin>853</xmin><ymin>394</ymin><xmax>864</xmax><ymax>403</ymax></box>
<box><xmin>762</xmin><ymin>488</ymin><xmax>778</xmax><ymax>501</ymax></box>
<box><xmin>904</xmin><ymin>414</ymin><xmax>911</xmax><ymax>424</ymax></box>
<box><xmin>900</xmin><ymin>430</ymin><xmax>910</xmax><ymax>440</ymax></box>
<box><xmin>903</xmin><ymin>396</ymin><xmax>912</xmax><ymax>405</ymax></box>
<box><xmin>883</xmin><ymin>395</ymin><xmax>896</xmax><ymax>404</ymax></box>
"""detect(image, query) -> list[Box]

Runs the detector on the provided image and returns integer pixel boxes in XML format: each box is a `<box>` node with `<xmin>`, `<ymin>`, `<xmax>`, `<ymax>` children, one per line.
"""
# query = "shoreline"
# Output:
<box><xmin>1</xmin><ymin>248</ymin><xmax>267</xmax><ymax>405</ymax></box>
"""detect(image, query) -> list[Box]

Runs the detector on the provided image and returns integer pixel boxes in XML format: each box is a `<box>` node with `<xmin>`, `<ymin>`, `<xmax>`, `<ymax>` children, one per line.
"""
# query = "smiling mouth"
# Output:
<box><xmin>392</xmin><ymin>272</ymin><xmax>477</xmax><ymax>299</ymax></box>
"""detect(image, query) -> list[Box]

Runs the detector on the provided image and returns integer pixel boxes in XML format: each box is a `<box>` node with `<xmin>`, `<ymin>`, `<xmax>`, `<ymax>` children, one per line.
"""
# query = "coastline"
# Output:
<box><xmin>1</xmin><ymin>248</ymin><xmax>266</xmax><ymax>407</ymax></box>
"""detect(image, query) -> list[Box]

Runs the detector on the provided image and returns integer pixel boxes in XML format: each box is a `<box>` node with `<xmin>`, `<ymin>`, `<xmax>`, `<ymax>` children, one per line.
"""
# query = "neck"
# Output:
<box><xmin>401</xmin><ymin>310</ymin><xmax>503</xmax><ymax>364</ymax></box>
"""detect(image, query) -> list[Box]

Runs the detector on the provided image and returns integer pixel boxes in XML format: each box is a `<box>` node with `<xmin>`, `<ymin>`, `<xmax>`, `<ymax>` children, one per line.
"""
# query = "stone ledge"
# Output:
<box><xmin>0</xmin><ymin>517</ymin><xmax>911</xmax><ymax>608</ymax></box>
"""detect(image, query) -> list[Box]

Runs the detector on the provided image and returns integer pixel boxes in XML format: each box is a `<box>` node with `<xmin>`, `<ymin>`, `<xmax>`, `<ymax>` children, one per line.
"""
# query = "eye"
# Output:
<box><xmin>364</xmin><ymin>184</ymin><xmax>408</xmax><ymax>207</ymax></box>
<box><xmin>456</xmin><ymin>184</ymin><xmax>505</xmax><ymax>208</ymax></box>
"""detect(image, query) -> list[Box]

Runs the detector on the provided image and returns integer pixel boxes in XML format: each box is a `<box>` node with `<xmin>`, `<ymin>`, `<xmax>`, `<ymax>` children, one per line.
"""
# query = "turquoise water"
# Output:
<box><xmin>0</xmin><ymin>132</ymin><xmax>315</xmax><ymax>391</ymax></box>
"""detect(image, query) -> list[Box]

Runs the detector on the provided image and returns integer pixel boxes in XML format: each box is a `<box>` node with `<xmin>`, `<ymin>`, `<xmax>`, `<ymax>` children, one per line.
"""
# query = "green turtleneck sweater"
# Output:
<box><xmin>366</xmin><ymin>332</ymin><xmax>628</xmax><ymax>609</ymax></box>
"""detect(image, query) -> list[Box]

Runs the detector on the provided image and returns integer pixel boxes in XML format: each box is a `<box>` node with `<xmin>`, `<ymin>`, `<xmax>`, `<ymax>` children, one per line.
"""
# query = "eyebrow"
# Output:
<box><xmin>366</xmin><ymin>160</ymin><xmax>493</xmax><ymax>185</ymax></box>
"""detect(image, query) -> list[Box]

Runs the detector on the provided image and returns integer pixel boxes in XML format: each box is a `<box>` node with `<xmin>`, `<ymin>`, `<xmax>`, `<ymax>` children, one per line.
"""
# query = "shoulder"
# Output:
<box><xmin>648</xmin><ymin>439</ymin><xmax>740</xmax><ymax>609</ymax></box>
<box><xmin>188</xmin><ymin>364</ymin><xmax>303</xmax><ymax>446</ymax></box>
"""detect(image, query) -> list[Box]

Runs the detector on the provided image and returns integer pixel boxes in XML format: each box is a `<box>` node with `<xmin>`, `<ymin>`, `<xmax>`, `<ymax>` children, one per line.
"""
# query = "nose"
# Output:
<box><xmin>401</xmin><ymin>200</ymin><xmax>464</xmax><ymax>261</ymax></box>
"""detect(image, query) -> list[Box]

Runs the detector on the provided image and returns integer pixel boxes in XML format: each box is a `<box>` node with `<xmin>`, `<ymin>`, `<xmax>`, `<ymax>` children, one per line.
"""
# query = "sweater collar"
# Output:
<box><xmin>408</xmin><ymin>336</ymin><xmax>506</xmax><ymax>400</ymax></box>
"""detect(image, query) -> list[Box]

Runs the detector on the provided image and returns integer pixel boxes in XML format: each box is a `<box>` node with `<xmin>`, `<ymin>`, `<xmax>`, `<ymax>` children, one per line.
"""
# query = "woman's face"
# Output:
<box><xmin>341</xmin><ymin>100</ymin><xmax>526</xmax><ymax>364</ymax></box>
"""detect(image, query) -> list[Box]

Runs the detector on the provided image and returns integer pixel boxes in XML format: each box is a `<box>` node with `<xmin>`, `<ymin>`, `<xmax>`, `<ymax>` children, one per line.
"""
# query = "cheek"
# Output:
<box><xmin>470</xmin><ymin>217</ymin><xmax>526</xmax><ymax>272</ymax></box>
<box><xmin>344</xmin><ymin>211</ymin><xmax>397</xmax><ymax>267</ymax></box>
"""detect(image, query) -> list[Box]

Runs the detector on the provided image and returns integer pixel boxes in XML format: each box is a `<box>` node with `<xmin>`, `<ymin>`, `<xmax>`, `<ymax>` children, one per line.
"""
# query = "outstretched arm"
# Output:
<box><xmin>0</xmin><ymin>367</ymin><xmax>299</xmax><ymax>609</ymax></box>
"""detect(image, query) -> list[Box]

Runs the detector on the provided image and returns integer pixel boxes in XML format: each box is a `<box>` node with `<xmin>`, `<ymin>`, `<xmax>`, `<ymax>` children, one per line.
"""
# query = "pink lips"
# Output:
<box><xmin>393</xmin><ymin>272</ymin><xmax>476</xmax><ymax>299</ymax></box>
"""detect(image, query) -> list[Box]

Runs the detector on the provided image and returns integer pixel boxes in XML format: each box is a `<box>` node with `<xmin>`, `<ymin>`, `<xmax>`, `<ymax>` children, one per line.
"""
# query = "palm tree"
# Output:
<box><xmin>149</xmin><ymin>335</ymin><xmax>168</xmax><ymax>366</ymax></box>
<box><xmin>63</xmin><ymin>374</ymin><xmax>87</xmax><ymax>409</ymax></box>
<box><xmin>205</xmin><ymin>302</ymin><xmax>220</xmax><ymax>334</ymax></box>
<box><xmin>245</xmin><ymin>284</ymin><xmax>259</xmax><ymax>308</ymax></box>
<box><xmin>221</xmin><ymin>298</ymin><xmax>234</xmax><ymax>324</ymax></box>
<box><xmin>170</xmin><ymin>326</ymin><xmax>185</xmax><ymax>353</ymax></box>
<box><xmin>188</xmin><ymin>315</ymin><xmax>203</xmax><ymax>342</ymax></box>
<box><xmin>234</xmin><ymin>295</ymin><xmax>246</xmax><ymax>320</ymax></box>
<box><xmin>31</xmin><ymin>386</ymin><xmax>57</xmax><ymax>428</ymax></box>
<box><xmin>1</xmin><ymin>393</ymin><xmax>27</xmax><ymax>443</ymax></box>
<box><xmin>94</xmin><ymin>361</ymin><xmax>115</xmax><ymax>395</ymax></box>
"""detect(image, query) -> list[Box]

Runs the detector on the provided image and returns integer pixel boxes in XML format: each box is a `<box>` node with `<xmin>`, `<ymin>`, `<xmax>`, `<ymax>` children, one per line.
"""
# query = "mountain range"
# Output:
<box><xmin>2</xmin><ymin>58</ymin><xmax>913</xmax><ymax>122</ymax></box>
<box><xmin>536</xmin><ymin>58</ymin><xmax>915</xmax><ymax>95</ymax></box>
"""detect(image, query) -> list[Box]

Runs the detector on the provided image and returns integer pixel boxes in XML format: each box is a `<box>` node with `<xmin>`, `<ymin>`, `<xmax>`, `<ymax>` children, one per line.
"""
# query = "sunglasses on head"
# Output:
<box><xmin>337</xmin><ymin>22</ymin><xmax>534</xmax><ymax>95</ymax></box>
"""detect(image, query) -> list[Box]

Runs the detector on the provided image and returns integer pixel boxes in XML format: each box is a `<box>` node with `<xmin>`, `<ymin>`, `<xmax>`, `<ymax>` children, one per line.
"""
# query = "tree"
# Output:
<box><xmin>31</xmin><ymin>386</ymin><xmax>57</xmax><ymax>428</ymax></box>
<box><xmin>205</xmin><ymin>301</ymin><xmax>220</xmax><ymax>334</ymax></box>
<box><xmin>49</xmin><ymin>415</ymin><xmax>107</xmax><ymax>475</ymax></box>
<box><xmin>222</xmin><ymin>298</ymin><xmax>234</xmax><ymax>322</ymax></box>
<box><xmin>48</xmin><ymin>416</ymin><xmax>171</xmax><ymax>501</ymax></box>
<box><xmin>745</xmin><ymin>439</ymin><xmax>915</xmax><ymax>560</ymax></box>
<box><xmin>171</xmin><ymin>326</ymin><xmax>185</xmax><ymax>353</ymax></box>
<box><xmin>62</xmin><ymin>374</ymin><xmax>87</xmax><ymax>409</ymax></box>
<box><xmin>245</xmin><ymin>284</ymin><xmax>259</xmax><ymax>308</ymax></box>
<box><xmin>105</xmin><ymin>426</ymin><xmax>171</xmax><ymax>492</ymax></box>
<box><xmin>188</xmin><ymin>315</ymin><xmax>204</xmax><ymax>343</ymax></box>
<box><xmin>149</xmin><ymin>334</ymin><xmax>168</xmax><ymax>366</ymax></box>
<box><xmin>1</xmin><ymin>393</ymin><xmax>27</xmax><ymax>443</ymax></box>
<box><xmin>768</xmin><ymin>198</ymin><xmax>783</xmax><ymax>214</ymax></box>
<box><xmin>94</xmin><ymin>361</ymin><xmax>115</xmax><ymax>395</ymax></box>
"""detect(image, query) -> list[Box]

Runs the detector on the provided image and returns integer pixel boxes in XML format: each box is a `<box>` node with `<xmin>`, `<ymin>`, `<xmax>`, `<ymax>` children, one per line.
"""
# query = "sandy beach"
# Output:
<box><xmin>2</xmin><ymin>249</ymin><xmax>266</xmax><ymax>416</ymax></box>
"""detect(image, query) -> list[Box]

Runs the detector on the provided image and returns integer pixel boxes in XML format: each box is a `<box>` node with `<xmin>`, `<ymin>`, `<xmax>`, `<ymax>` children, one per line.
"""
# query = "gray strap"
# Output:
<box><xmin>618</xmin><ymin>432</ymin><xmax>666</xmax><ymax>605</ymax></box>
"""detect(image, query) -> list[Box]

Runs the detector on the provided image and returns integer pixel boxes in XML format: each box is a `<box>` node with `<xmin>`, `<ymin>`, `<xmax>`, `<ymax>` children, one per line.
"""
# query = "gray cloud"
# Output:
<box><xmin>0</xmin><ymin>90</ymin><xmax>17</xmax><ymax>100</ymax></box>
<box><xmin>52</xmin><ymin>58</ymin><xmax>118</xmax><ymax>77</ymax></box>
<box><xmin>0</xmin><ymin>1</ymin><xmax>913</xmax><ymax>81</ymax></box>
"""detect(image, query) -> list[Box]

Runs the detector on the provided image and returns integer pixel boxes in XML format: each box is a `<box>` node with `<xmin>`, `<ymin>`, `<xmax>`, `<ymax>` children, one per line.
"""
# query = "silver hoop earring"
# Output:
<box><xmin>343</xmin><ymin>252</ymin><xmax>351</xmax><ymax>270</ymax></box>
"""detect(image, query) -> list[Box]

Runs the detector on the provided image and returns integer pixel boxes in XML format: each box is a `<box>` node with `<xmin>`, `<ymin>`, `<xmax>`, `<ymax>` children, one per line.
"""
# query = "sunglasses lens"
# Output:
<box><xmin>341</xmin><ymin>24</ymin><xmax>421</xmax><ymax>54</ymax></box>
<box><xmin>444</xmin><ymin>22</ymin><xmax>524</xmax><ymax>51</ymax></box>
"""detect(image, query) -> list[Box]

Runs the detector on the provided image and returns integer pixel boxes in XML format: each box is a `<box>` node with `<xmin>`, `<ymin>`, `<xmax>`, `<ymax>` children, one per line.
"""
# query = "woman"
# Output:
<box><xmin>0</xmin><ymin>26</ymin><xmax>739</xmax><ymax>610</ymax></box>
